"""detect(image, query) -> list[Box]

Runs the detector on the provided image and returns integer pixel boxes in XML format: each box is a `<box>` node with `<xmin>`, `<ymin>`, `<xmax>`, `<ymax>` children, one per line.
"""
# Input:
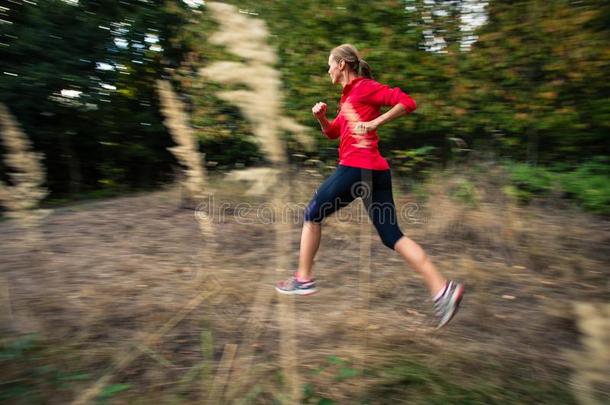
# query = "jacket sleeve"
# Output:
<box><xmin>323</xmin><ymin>117</ymin><xmax>341</xmax><ymax>139</ymax></box>
<box><xmin>361</xmin><ymin>80</ymin><xmax>417</xmax><ymax>113</ymax></box>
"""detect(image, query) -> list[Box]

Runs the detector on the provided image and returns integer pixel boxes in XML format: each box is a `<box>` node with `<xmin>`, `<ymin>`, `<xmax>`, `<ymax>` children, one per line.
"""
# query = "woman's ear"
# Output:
<box><xmin>339</xmin><ymin>59</ymin><xmax>346</xmax><ymax>71</ymax></box>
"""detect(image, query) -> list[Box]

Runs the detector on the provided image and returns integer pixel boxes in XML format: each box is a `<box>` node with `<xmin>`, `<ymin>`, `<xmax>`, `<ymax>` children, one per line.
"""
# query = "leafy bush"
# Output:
<box><xmin>450</xmin><ymin>178</ymin><xmax>479</xmax><ymax>207</ymax></box>
<box><xmin>504</xmin><ymin>162</ymin><xmax>556</xmax><ymax>197</ymax></box>
<box><xmin>390</xmin><ymin>146</ymin><xmax>438</xmax><ymax>177</ymax></box>
<box><xmin>503</xmin><ymin>159</ymin><xmax>610</xmax><ymax>214</ymax></box>
<box><xmin>559</xmin><ymin>159</ymin><xmax>610</xmax><ymax>214</ymax></box>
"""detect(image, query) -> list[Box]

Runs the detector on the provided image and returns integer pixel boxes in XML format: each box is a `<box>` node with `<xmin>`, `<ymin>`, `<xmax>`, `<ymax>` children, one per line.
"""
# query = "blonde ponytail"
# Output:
<box><xmin>330</xmin><ymin>44</ymin><xmax>374</xmax><ymax>79</ymax></box>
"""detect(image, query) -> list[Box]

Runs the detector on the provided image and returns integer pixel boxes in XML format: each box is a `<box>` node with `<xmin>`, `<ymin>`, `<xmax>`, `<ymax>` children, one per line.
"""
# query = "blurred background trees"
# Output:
<box><xmin>1</xmin><ymin>0</ymin><xmax>608</xmax><ymax>211</ymax></box>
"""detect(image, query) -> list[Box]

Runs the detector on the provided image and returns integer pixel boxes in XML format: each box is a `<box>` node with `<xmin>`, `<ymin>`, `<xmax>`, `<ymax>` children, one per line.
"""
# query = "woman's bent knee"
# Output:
<box><xmin>304</xmin><ymin>220</ymin><xmax>321</xmax><ymax>227</ymax></box>
<box><xmin>380</xmin><ymin>231</ymin><xmax>403</xmax><ymax>250</ymax></box>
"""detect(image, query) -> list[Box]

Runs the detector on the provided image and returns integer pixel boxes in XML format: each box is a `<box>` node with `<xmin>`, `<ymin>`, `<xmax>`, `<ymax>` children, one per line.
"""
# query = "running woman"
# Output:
<box><xmin>275</xmin><ymin>44</ymin><xmax>464</xmax><ymax>328</ymax></box>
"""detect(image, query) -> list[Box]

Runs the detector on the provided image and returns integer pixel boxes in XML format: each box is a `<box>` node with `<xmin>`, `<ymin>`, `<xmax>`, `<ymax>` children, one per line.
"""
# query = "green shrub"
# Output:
<box><xmin>504</xmin><ymin>162</ymin><xmax>557</xmax><ymax>199</ymax></box>
<box><xmin>559</xmin><ymin>159</ymin><xmax>610</xmax><ymax>214</ymax></box>
<box><xmin>503</xmin><ymin>159</ymin><xmax>610</xmax><ymax>214</ymax></box>
<box><xmin>391</xmin><ymin>146</ymin><xmax>438</xmax><ymax>177</ymax></box>
<box><xmin>451</xmin><ymin>178</ymin><xmax>479</xmax><ymax>207</ymax></box>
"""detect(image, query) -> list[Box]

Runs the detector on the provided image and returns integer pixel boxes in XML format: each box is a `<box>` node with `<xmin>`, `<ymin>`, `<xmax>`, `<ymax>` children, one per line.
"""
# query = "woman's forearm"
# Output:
<box><xmin>317</xmin><ymin>115</ymin><xmax>332</xmax><ymax>132</ymax></box>
<box><xmin>373</xmin><ymin>104</ymin><xmax>407</xmax><ymax>128</ymax></box>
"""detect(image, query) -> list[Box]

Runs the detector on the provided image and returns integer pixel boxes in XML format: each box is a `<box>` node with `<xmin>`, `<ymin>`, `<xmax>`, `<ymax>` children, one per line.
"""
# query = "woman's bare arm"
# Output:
<box><xmin>317</xmin><ymin>114</ymin><xmax>333</xmax><ymax>132</ymax></box>
<box><xmin>373</xmin><ymin>103</ymin><xmax>407</xmax><ymax>127</ymax></box>
<box><xmin>312</xmin><ymin>102</ymin><xmax>337</xmax><ymax>136</ymax></box>
<box><xmin>355</xmin><ymin>104</ymin><xmax>407</xmax><ymax>134</ymax></box>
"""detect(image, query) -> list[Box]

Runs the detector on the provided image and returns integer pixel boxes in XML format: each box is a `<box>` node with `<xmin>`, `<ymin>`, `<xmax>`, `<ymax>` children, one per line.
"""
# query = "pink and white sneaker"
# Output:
<box><xmin>433</xmin><ymin>281</ymin><xmax>464</xmax><ymax>328</ymax></box>
<box><xmin>275</xmin><ymin>275</ymin><xmax>317</xmax><ymax>296</ymax></box>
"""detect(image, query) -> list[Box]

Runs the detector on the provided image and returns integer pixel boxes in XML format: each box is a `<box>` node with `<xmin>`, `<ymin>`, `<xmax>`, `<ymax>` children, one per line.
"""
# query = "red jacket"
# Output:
<box><xmin>323</xmin><ymin>77</ymin><xmax>417</xmax><ymax>170</ymax></box>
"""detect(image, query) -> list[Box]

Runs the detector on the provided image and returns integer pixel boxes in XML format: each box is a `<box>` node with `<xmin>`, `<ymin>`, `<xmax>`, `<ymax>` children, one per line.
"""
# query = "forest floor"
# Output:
<box><xmin>1</xmin><ymin>167</ymin><xmax>608</xmax><ymax>404</ymax></box>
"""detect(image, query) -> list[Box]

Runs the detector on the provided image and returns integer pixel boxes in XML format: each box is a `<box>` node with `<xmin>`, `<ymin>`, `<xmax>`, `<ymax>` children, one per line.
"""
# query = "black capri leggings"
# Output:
<box><xmin>303</xmin><ymin>164</ymin><xmax>404</xmax><ymax>250</ymax></box>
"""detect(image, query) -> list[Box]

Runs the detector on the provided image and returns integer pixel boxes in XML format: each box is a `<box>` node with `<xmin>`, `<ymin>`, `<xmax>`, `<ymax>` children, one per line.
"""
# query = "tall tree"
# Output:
<box><xmin>0</xmin><ymin>0</ymin><xmax>193</xmax><ymax>195</ymax></box>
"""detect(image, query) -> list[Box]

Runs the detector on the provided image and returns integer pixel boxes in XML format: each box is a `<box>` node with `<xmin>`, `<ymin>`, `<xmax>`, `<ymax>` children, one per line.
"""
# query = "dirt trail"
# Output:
<box><xmin>1</xmin><ymin>176</ymin><xmax>608</xmax><ymax>403</ymax></box>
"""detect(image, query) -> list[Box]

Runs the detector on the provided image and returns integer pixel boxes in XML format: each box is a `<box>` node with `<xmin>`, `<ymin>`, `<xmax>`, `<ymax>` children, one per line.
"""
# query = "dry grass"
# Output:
<box><xmin>156</xmin><ymin>80</ymin><xmax>208</xmax><ymax>206</ymax></box>
<box><xmin>0</xmin><ymin>166</ymin><xmax>608</xmax><ymax>403</ymax></box>
<box><xmin>0</xmin><ymin>103</ymin><xmax>50</xmax><ymax>256</ymax></box>
<box><xmin>0</xmin><ymin>103</ymin><xmax>48</xmax><ymax>214</ymax></box>
<box><xmin>568</xmin><ymin>302</ymin><xmax>610</xmax><ymax>405</ymax></box>
<box><xmin>199</xmin><ymin>1</ymin><xmax>312</xmax><ymax>168</ymax></box>
<box><xmin>196</xmin><ymin>4</ymin><xmax>318</xmax><ymax>402</ymax></box>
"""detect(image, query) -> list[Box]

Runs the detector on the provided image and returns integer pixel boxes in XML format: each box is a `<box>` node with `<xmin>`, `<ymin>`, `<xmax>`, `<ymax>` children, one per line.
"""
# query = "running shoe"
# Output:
<box><xmin>275</xmin><ymin>276</ymin><xmax>317</xmax><ymax>296</ymax></box>
<box><xmin>433</xmin><ymin>280</ymin><xmax>464</xmax><ymax>328</ymax></box>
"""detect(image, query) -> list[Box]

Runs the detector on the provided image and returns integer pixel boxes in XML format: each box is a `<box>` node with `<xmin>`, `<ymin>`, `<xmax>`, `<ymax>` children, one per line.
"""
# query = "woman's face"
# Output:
<box><xmin>328</xmin><ymin>54</ymin><xmax>343</xmax><ymax>85</ymax></box>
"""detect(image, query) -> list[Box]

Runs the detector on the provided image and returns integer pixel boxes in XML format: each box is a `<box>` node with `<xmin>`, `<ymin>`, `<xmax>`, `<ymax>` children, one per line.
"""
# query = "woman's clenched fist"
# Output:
<box><xmin>312</xmin><ymin>102</ymin><xmax>327</xmax><ymax>119</ymax></box>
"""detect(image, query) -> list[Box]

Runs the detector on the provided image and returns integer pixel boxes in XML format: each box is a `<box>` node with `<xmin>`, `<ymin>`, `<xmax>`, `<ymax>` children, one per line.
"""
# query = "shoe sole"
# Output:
<box><xmin>275</xmin><ymin>286</ymin><xmax>318</xmax><ymax>296</ymax></box>
<box><xmin>436</xmin><ymin>284</ymin><xmax>464</xmax><ymax>329</ymax></box>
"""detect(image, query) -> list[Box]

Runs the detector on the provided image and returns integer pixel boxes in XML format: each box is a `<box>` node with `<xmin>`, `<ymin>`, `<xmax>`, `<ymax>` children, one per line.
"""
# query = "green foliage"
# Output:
<box><xmin>0</xmin><ymin>333</ymin><xmax>91</xmax><ymax>403</ymax></box>
<box><xmin>559</xmin><ymin>159</ymin><xmax>610</xmax><ymax>214</ymax></box>
<box><xmin>97</xmin><ymin>383</ymin><xmax>132</xmax><ymax>402</ymax></box>
<box><xmin>199</xmin><ymin>135</ymin><xmax>264</xmax><ymax>169</ymax></box>
<box><xmin>0</xmin><ymin>0</ymin><xmax>193</xmax><ymax>197</ymax></box>
<box><xmin>450</xmin><ymin>178</ymin><xmax>479</xmax><ymax>207</ymax></box>
<box><xmin>1</xmin><ymin>0</ymin><xmax>609</xmax><ymax>209</ymax></box>
<box><xmin>461</xmin><ymin>0</ymin><xmax>610</xmax><ymax>162</ymax></box>
<box><xmin>364</xmin><ymin>358</ymin><xmax>576</xmax><ymax>405</ymax></box>
<box><xmin>503</xmin><ymin>159</ymin><xmax>610</xmax><ymax>214</ymax></box>
<box><xmin>505</xmin><ymin>162</ymin><xmax>557</xmax><ymax>201</ymax></box>
<box><xmin>302</xmin><ymin>355</ymin><xmax>361</xmax><ymax>404</ymax></box>
<box><xmin>390</xmin><ymin>146</ymin><xmax>438</xmax><ymax>177</ymax></box>
<box><xmin>301</xmin><ymin>354</ymin><xmax>576</xmax><ymax>404</ymax></box>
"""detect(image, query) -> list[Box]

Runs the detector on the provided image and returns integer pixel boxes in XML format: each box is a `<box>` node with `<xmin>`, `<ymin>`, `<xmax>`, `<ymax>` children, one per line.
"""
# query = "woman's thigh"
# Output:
<box><xmin>304</xmin><ymin>165</ymin><xmax>362</xmax><ymax>223</ymax></box>
<box><xmin>364</xmin><ymin>170</ymin><xmax>404</xmax><ymax>248</ymax></box>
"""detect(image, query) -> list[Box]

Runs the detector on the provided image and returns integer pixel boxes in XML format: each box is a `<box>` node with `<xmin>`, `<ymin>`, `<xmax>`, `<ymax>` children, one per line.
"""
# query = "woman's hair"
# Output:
<box><xmin>330</xmin><ymin>44</ymin><xmax>373</xmax><ymax>79</ymax></box>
